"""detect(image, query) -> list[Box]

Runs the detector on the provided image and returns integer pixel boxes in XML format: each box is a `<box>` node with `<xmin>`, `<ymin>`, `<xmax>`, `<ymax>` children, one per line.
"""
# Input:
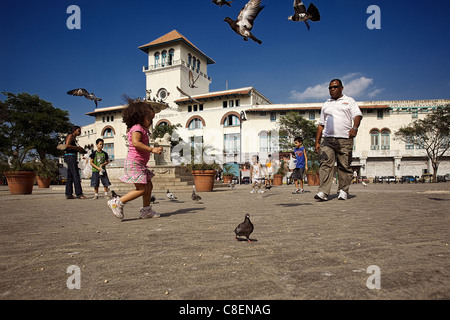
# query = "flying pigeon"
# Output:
<box><xmin>67</xmin><ymin>88</ymin><xmax>102</xmax><ymax>107</ymax></box>
<box><xmin>288</xmin><ymin>0</ymin><xmax>321</xmax><ymax>30</ymax></box>
<box><xmin>224</xmin><ymin>0</ymin><xmax>265</xmax><ymax>44</ymax></box>
<box><xmin>191</xmin><ymin>186</ymin><xmax>202</xmax><ymax>202</ymax></box>
<box><xmin>189</xmin><ymin>70</ymin><xmax>200</xmax><ymax>88</ymax></box>
<box><xmin>234</xmin><ymin>213</ymin><xmax>254</xmax><ymax>242</ymax></box>
<box><xmin>212</xmin><ymin>0</ymin><xmax>234</xmax><ymax>7</ymax></box>
<box><xmin>176</xmin><ymin>86</ymin><xmax>201</xmax><ymax>104</ymax></box>
<box><xmin>166</xmin><ymin>189</ymin><xmax>177</xmax><ymax>201</ymax></box>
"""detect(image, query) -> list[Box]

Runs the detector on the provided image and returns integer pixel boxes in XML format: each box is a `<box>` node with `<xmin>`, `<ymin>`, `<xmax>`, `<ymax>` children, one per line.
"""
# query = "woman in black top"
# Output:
<box><xmin>64</xmin><ymin>126</ymin><xmax>87</xmax><ymax>199</ymax></box>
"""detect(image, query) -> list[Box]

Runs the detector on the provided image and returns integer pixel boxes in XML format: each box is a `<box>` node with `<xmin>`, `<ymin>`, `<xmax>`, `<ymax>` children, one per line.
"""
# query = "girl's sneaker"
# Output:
<box><xmin>139</xmin><ymin>206</ymin><xmax>160</xmax><ymax>219</ymax></box>
<box><xmin>107</xmin><ymin>197</ymin><xmax>124</xmax><ymax>219</ymax></box>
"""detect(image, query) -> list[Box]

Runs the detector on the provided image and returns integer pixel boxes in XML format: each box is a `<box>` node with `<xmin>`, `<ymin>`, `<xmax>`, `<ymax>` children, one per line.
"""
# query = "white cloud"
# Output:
<box><xmin>290</xmin><ymin>73</ymin><xmax>383</xmax><ymax>102</ymax></box>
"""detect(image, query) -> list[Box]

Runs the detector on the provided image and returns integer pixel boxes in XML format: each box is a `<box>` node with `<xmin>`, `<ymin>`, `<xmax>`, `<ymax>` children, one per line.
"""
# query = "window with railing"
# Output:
<box><xmin>370</xmin><ymin>129</ymin><xmax>380</xmax><ymax>150</ymax></box>
<box><xmin>380</xmin><ymin>129</ymin><xmax>390</xmax><ymax>150</ymax></box>
<box><xmin>224</xmin><ymin>133</ymin><xmax>240</xmax><ymax>154</ymax></box>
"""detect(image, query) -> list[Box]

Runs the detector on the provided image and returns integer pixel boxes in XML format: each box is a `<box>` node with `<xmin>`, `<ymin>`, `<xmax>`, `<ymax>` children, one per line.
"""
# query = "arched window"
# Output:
<box><xmin>154</xmin><ymin>52</ymin><xmax>160</xmax><ymax>68</ymax></box>
<box><xmin>103</xmin><ymin>128</ymin><xmax>114</xmax><ymax>138</ymax></box>
<box><xmin>188</xmin><ymin>54</ymin><xmax>192</xmax><ymax>68</ymax></box>
<box><xmin>157</xmin><ymin>121</ymin><xmax>169</xmax><ymax>127</ymax></box>
<box><xmin>370</xmin><ymin>129</ymin><xmax>380</xmax><ymax>150</ymax></box>
<box><xmin>197</xmin><ymin>60</ymin><xmax>201</xmax><ymax>73</ymax></box>
<box><xmin>381</xmin><ymin>129</ymin><xmax>391</xmax><ymax>150</ymax></box>
<box><xmin>188</xmin><ymin>118</ymin><xmax>203</xmax><ymax>130</ymax></box>
<box><xmin>168</xmin><ymin>49</ymin><xmax>174</xmax><ymax>66</ymax></box>
<box><xmin>161</xmin><ymin>50</ymin><xmax>167</xmax><ymax>67</ymax></box>
<box><xmin>223</xmin><ymin>115</ymin><xmax>240</xmax><ymax>127</ymax></box>
<box><xmin>192</xmin><ymin>57</ymin><xmax>196</xmax><ymax>71</ymax></box>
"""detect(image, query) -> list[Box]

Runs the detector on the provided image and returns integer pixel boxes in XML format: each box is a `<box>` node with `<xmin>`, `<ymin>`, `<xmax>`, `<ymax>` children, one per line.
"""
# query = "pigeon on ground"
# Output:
<box><xmin>288</xmin><ymin>0</ymin><xmax>321</xmax><ymax>30</ymax></box>
<box><xmin>228</xmin><ymin>181</ymin><xmax>236</xmax><ymax>189</ymax></box>
<box><xmin>166</xmin><ymin>189</ymin><xmax>177</xmax><ymax>201</ymax></box>
<box><xmin>224</xmin><ymin>0</ymin><xmax>265</xmax><ymax>44</ymax></box>
<box><xmin>176</xmin><ymin>86</ymin><xmax>201</xmax><ymax>104</ymax></box>
<box><xmin>234</xmin><ymin>213</ymin><xmax>254</xmax><ymax>242</ymax></box>
<box><xmin>189</xmin><ymin>70</ymin><xmax>200</xmax><ymax>88</ymax></box>
<box><xmin>151</xmin><ymin>195</ymin><xmax>156</xmax><ymax>203</ymax></box>
<box><xmin>212</xmin><ymin>0</ymin><xmax>234</xmax><ymax>7</ymax></box>
<box><xmin>362</xmin><ymin>181</ymin><xmax>368</xmax><ymax>187</ymax></box>
<box><xmin>67</xmin><ymin>88</ymin><xmax>102</xmax><ymax>107</ymax></box>
<box><xmin>191</xmin><ymin>186</ymin><xmax>202</xmax><ymax>202</ymax></box>
<box><xmin>264</xmin><ymin>185</ymin><xmax>272</xmax><ymax>190</ymax></box>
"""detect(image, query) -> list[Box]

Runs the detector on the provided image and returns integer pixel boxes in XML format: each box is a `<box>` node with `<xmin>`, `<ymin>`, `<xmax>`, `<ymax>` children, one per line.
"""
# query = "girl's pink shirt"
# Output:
<box><xmin>126</xmin><ymin>124</ymin><xmax>150</xmax><ymax>164</ymax></box>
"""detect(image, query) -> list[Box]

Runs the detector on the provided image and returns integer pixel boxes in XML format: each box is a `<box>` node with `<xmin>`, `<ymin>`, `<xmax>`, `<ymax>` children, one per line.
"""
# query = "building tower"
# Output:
<box><xmin>138</xmin><ymin>30</ymin><xmax>215</xmax><ymax>111</ymax></box>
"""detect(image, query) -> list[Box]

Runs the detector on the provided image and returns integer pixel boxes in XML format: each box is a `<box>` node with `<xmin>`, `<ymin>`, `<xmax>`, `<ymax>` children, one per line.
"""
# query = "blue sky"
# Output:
<box><xmin>1</xmin><ymin>0</ymin><xmax>449</xmax><ymax>127</ymax></box>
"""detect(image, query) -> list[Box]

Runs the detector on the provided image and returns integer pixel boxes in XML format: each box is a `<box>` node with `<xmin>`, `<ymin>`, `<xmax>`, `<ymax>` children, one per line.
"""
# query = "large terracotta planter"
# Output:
<box><xmin>4</xmin><ymin>171</ymin><xmax>36</xmax><ymax>195</ymax></box>
<box><xmin>223</xmin><ymin>175</ymin><xmax>233</xmax><ymax>184</ymax></box>
<box><xmin>273</xmin><ymin>174</ymin><xmax>283</xmax><ymax>185</ymax></box>
<box><xmin>306</xmin><ymin>173</ymin><xmax>320</xmax><ymax>186</ymax></box>
<box><xmin>36</xmin><ymin>176</ymin><xmax>51</xmax><ymax>188</ymax></box>
<box><xmin>192</xmin><ymin>170</ymin><xmax>216</xmax><ymax>192</ymax></box>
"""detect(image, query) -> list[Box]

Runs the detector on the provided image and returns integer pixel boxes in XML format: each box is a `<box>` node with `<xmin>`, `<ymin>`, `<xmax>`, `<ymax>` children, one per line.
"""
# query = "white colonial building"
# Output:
<box><xmin>78</xmin><ymin>30</ymin><xmax>450</xmax><ymax>179</ymax></box>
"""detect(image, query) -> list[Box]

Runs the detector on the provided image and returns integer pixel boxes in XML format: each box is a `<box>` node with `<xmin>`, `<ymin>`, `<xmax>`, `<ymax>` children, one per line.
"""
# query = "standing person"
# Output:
<box><xmin>90</xmin><ymin>138</ymin><xmax>111</xmax><ymax>199</ymax></box>
<box><xmin>250</xmin><ymin>155</ymin><xmax>264</xmax><ymax>194</ymax></box>
<box><xmin>265</xmin><ymin>155</ymin><xmax>274</xmax><ymax>187</ymax></box>
<box><xmin>314</xmin><ymin>79</ymin><xmax>363</xmax><ymax>201</ymax></box>
<box><xmin>107</xmin><ymin>99</ymin><xmax>163</xmax><ymax>219</ymax></box>
<box><xmin>64</xmin><ymin>126</ymin><xmax>87</xmax><ymax>199</ymax></box>
<box><xmin>292</xmin><ymin>137</ymin><xmax>308</xmax><ymax>194</ymax></box>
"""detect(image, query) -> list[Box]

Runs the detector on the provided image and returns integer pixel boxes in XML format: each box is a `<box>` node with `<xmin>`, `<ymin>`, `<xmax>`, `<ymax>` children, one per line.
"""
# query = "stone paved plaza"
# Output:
<box><xmin>0</xmin><ymin>182</ymin><xmax>449</xmax><ymax>301</ymax></box>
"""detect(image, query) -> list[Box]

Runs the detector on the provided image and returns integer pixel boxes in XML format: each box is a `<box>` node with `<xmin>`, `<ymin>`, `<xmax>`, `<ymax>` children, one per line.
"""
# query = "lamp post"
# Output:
<box><xmin>239</xmin><ymin>111</ymin><xmax>247</xmax><ymax>184</ymax></box>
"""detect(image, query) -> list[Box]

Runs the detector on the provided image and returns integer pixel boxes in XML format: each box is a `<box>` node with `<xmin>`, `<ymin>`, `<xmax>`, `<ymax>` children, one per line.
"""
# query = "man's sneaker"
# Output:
<box><xmin>139</xmin><ymin>206</ymin><xmax>160</xmax><ymax>219</ymax></box>
<box><xmin>338</xmin><ymin>189</ymin><xmax>348</xmax><ymax>200</ymax></box>
<box><xmin>314</xmin><ymin>192</ymin><xmax>328</xmax><ymax>201</ymax></box>
<box><xmin>107</xmin><ymin>197</ymin><xmax>124</xmax><ymax>219</ymax></box>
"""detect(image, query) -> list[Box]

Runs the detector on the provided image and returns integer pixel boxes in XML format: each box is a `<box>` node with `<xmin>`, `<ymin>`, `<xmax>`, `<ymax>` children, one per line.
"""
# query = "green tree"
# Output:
<box><xmin>276</xmin><ymin>111</ymin><xmax>319</xmax><ymax>170</ymax></box>
<box><xmin>395</xmin><ymin>105</ymin><xmax>450</xmax><ymax>181</ymax></box>
<box><xmin>0</xmin><ymin>92</ymin><xmax>73</xmax><ymax>168</ymax></box>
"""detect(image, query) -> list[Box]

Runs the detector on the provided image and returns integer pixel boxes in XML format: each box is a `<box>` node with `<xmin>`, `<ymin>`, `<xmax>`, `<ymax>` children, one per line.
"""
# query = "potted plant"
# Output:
<box><xmin>306</xmin><ymin>158</ymin><xmax>320</xmax><ymax>186</ymax></box>
<box><xmin>222</xmin><ymin>164</ymin><xmax>234</xmax><ymax>184</ymax></box>
<box><xmin>187</xmin><ymin>144</ymin><xmax>219</xmax><ymax>192</ymax></box>
<box><xmin>1</xmin><ymin>149</ymin><xmax>36</xmax><ymax>195</ymax></box>
<box><xmin>31</xmin><ymin>158</ymin><xmax>59</xmax><ymax>188</ymax></box>
<box><xmin>273</xmin><ymin>160</ymin><xmax>286</xmax><ymax>186</ymax></box>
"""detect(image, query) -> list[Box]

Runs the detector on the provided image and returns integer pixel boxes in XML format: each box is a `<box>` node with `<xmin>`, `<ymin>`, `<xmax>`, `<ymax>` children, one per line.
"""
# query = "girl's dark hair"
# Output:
<box><xmin>70</xmin><ymin>125</ymin><xmax>81</xmax><ymax>134</ymax></box>
<box><xmin>122</xmin><ymin>96</ymin><xmax>155</xmax><ymax>129</ymax></box>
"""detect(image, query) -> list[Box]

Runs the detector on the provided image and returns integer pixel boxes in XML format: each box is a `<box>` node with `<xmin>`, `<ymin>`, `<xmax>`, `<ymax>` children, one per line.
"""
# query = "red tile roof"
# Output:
<box><xmin>138</xmin><ymin>30</ymin><xmax>215</xmax><ymax>65</ymax></box>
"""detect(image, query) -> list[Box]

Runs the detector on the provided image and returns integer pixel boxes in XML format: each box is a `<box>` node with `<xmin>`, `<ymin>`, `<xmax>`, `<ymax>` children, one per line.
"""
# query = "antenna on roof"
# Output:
<box><xmin>226</xmin><ymin>80</ymin><xmax>228</xmax><ymax>90</ymax></box>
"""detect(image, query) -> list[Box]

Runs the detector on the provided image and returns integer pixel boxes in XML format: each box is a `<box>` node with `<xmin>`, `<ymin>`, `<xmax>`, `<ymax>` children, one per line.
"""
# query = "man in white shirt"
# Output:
<box><xmin>314</xmin><ymin>79</ymin><xmax>363</xmax><ymax>201</ymax></box>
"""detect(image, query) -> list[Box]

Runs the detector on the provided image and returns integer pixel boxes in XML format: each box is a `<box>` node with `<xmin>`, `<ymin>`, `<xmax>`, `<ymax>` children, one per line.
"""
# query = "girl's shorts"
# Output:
<box><xmin>120</xmin><ymin>160</ymin><xmax>155</xmax><ymax>184</ymax></box>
